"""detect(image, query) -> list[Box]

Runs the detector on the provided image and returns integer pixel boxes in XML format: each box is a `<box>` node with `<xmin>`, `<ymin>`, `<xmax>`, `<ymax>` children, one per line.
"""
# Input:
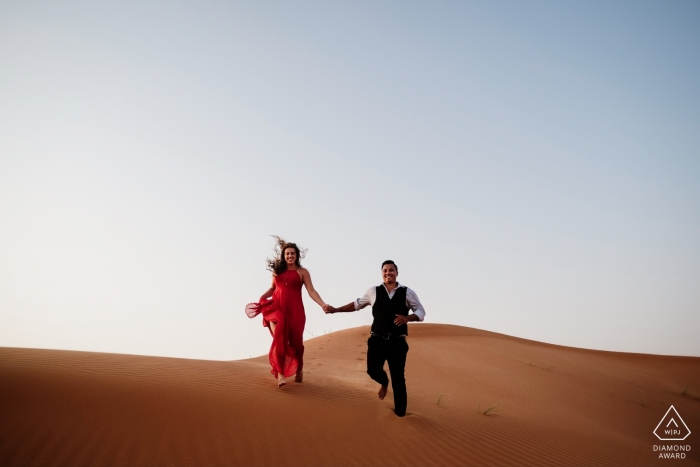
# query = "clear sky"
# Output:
<box><xmin>1</xmin><ymin>1</ymin><xmax>698</xmax><ymax>360</ymax></box>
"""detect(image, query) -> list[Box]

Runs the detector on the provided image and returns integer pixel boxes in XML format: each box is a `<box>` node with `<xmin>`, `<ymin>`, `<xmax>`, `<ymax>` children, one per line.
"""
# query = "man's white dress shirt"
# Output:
<box><xmin>353</xmin><ymin>283</ymin><xmax>426</xmax><ymax>321</ymax></box>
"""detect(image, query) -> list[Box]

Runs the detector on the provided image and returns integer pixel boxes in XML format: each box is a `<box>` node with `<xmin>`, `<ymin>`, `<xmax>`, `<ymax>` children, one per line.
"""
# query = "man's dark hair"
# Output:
<box><xmin>381</xmin><ymin>260</ymin><xmax>398</xmax><ymax>272</ymax></box>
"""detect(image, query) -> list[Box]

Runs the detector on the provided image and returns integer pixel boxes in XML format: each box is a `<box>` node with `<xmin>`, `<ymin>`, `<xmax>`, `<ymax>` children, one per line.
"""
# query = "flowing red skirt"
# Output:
<box><xmin>248</xmin><ymin>270</ymin><xmax>306</xmax><ymax>378</ymax></box>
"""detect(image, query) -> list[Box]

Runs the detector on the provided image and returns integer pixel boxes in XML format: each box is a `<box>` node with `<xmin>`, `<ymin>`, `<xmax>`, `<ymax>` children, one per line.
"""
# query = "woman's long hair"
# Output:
<box><xmin>266</xmin><ymin>236</ymin><xmax>307</xmax><ymax>276</ymax></box>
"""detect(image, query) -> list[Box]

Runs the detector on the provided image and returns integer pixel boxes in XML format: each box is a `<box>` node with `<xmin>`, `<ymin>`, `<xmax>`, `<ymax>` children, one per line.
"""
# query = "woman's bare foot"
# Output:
<box><xmin>294</xmin><ymin>370</ymin><xmax>303</xmax><ymax>383</ymax></box>
<box><xmin>378</xmin><ymin>384</ymin><xmax>388</xmax><ymax>400</ymax></box>
<box><xmin>278</xmin><ymin>375</ymin><xmax>287</xmax><ymax>387</ymax></box>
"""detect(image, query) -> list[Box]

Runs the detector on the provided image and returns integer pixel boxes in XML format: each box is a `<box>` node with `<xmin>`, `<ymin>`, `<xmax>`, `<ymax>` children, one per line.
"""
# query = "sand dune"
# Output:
<box><xmin>1</xmin><ymin>324</ymin><xmax>699</xmax><ymax>466</ymax></box>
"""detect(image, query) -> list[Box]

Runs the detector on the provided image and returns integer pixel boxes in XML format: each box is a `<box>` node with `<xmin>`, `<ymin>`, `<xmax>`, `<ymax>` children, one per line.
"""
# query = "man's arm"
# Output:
<box><xmin>325</xmin><ymin>302</ymin><xmax>356</xmax><ymax>314</ymax></box>
<box><xmin>394</xmin><ymin>288</ymin><xmax>426</xmax><ymax>325</ymax></box>
<box><xmin>405</xmin><ymin>288</ymin><xmax>426</xmax><ymax>321</ymax></box>
<box><xmin>325</xmin><ymin>288</ymin><xmax>374</xmax><ymax>314</ymax></box>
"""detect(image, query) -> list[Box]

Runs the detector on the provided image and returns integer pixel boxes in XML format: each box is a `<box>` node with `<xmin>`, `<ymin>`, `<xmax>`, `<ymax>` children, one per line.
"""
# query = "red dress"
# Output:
<box><xmin>258</xmin><ymin>269</ymin><xmax>306</xmax><ymax>378</ymax></box>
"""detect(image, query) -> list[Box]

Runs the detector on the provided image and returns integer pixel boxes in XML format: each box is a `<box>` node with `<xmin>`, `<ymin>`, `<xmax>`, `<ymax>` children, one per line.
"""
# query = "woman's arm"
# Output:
<box><xmin>299</xmin><ymin>268</ymin><xmax>327</xmax><ymax>309</ymax></box>
<box><xmin>259</xmin><ymin>277</ymin><xmax>275</xmax><ymax>301</ymax></box>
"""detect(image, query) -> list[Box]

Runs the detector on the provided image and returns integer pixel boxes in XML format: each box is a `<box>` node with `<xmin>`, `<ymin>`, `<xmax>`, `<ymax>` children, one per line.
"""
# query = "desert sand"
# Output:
<box><xmin>1</xmin><ymin>324</ymin><xmax>699</xmax><ymax>466</ymax></box>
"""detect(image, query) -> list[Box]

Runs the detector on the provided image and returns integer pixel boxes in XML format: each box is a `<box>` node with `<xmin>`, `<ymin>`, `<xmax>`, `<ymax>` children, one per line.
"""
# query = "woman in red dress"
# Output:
<box><xmin>252</xmin><ymin>237</ymin><xmax>327</xmax><ymax>387</ymax></box>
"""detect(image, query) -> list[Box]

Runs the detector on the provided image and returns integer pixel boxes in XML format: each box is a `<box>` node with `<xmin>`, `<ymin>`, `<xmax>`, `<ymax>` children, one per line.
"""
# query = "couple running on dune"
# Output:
<box><xmin>245</xmin><ymin>237</ymin><xmax>426</xmax><ymax>417</ymax></box>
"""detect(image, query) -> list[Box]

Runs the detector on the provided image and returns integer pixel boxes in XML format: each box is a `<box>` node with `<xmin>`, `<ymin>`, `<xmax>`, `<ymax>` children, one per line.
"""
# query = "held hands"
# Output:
<box><xmin>323</xmin><ymin>302</ymin><xmax>354</xmax><ymax>314</ymax></box>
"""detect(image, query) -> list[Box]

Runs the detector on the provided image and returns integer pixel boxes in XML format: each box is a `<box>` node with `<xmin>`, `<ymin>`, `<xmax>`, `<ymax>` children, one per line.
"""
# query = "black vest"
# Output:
<box><xmin>371</xmin><ymin>285</ymin><xmax>410</xmax><ymax>336</ymax></box>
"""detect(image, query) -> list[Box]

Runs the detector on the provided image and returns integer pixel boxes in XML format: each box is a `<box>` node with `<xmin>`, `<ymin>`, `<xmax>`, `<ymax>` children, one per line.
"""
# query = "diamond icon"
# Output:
<box><xmin>654</xmin><ymin>405</ymin><xmax>691</xmax><ymax>441</ymax></box>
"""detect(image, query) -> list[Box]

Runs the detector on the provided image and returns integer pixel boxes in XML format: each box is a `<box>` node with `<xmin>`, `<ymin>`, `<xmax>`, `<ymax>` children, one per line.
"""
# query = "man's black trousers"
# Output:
<box><xmin>366</xmin><ymin>334</ymin><xmax>409</xmax><ymax>417</ymax></box>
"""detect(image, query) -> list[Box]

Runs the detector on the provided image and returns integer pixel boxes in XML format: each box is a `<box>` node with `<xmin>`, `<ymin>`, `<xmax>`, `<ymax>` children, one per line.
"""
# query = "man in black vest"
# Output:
<box><xmin>324</xmin><ymin>260</ymin><xmax>426</xmax><ymax>417</ymax></box>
